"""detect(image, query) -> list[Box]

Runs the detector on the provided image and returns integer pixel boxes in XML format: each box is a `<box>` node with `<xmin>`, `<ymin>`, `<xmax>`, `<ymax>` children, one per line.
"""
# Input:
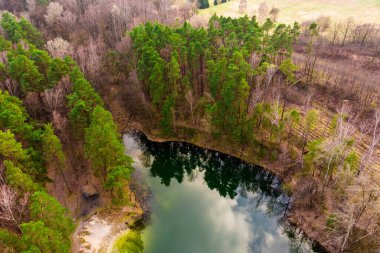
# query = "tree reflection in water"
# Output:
<box><xmin>135</xmin><ymin>134</ymin><xmax>289</xmax><ymax>218</ymax></box>
<box><xmin>130</xmin><ymin>133</ymin><xmax>325</xmax><ymax>253</ymax></box>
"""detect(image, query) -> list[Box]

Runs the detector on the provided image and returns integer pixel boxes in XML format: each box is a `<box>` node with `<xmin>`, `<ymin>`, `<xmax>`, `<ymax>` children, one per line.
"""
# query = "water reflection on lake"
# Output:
<box><xmin>123</xmin><ymin>133</ymin><xmax>317</xmax><ymax>253</ymax></box>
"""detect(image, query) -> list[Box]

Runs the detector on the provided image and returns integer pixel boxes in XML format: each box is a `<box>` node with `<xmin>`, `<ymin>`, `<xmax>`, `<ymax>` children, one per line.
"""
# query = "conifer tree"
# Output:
<box><xmin>85</xmin><ymin>106</ymin><xmax>133</xmax><ymax>197</ymax></box>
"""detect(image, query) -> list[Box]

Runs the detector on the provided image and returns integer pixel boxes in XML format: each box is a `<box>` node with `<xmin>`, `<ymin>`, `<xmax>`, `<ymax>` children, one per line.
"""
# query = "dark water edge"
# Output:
<box><xmin>125</xmin><ymin>131</ymin><xmax>330</xmax><ymax>253</ymax></box>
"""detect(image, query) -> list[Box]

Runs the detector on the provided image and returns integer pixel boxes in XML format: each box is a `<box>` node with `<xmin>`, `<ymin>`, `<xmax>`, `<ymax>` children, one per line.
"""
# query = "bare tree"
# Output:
<box><xmin>269</xmin><ymin>7</ymin><xmax>279</xmax><ymax>22</ymax></box>
<box><xmin>57</xmin><ymin>0</ymin><xmax>78</xmax><ymax>12</ymax></box>
<box><xmin>332</xmin><ymin>175</ymin><xmax>380</xmax><ymax>252</ymax></box>
<box><xmin>239</xmin><ymin>0</ymin><xmax>247</xmax><ymax>14</ymax></box>
<box><xmin>331</xmin><ymin>21</ymin><xmax>342</xmax><ymax>45</ymax></box>
<box><xmin>45</xmin><ymin>2</ymin><xmax>64</xmax><ymax>26</ymax></box>
<box><xmin>358</xmin><ymin>109</ymin><xmax>380</xmax><ymax>176</ymax></box>
<box><xmin>322</xmin><ymin>101</ymin><xmax>357</xmax><ymax>189</ymax></box>
<box><xmin>46</xmin><ymin>37</ymin><xmax>73</xmax><ymax>58</ymax></box>
<box><xmin>185</xmin><ymin>89</ymin><xmax>196</xmax><ymax>125</ymax></box>
<box><xmin>26</xmin><ymin>0</ymin><xmax>36</xmax><ymax>13</ymax></box>
<box><xmin>153</xmin><ymin>0</ymin><xmax>173</xmax><ymax>24</ymax></box>
<box><xmin>177</xmin><ymin>1</ymin><xmax>197</xmax><ymax>22</ymax></box>
<box><xmin>59</xmin><ymin>10</ymin><xmax>77</xmax><ymax>28</ymax></box>
<box><xmin>0</xmin><ymin>185</ymin><xmax>29</xmax><ymax>230</ymax></box>
<box><xmin>258</xmin><ymin>2</ymin><xmax>268</xmax><ymax>22</ymax></box>
<box><xmin>271</xmin><ymin>95</ymin><xmax>281</xmax><ymax>127</ymax></box>
<box><xmin>2</xmin><ymin>79</ymin><xmax>19</xmax><ymax>96</ymax></box>
<box><xmin>189</xmin><ymin>15</ymin><xmax>208</xmax><ymax>28</ymax></box>
<box><xmin>43</xmin><ymin>85</ymin><xmax>65</xmax><ymax>113</ymax></box>
<box><xmin>316</xmin><ymin>15</ymin><xmax>331</xmax><ymax>33</ymax></box>
<box><xmin>76</xmin><ymin>38</ymin><xmax>104</xmax><ymax>80</ymax></box>
<box><xmin>340</xmin><ymin>17</ymin><xmax>355</xmax><ymax>47</ymax></box>
<box><xmin>353</xmin><ymin>23</ymin><xmax>376</xmax><ymax>49</ymax></box>
<box><xmin>110</xmin><ymin>3</ymin><xmax>132</xmax><ymax>41</ymax></box>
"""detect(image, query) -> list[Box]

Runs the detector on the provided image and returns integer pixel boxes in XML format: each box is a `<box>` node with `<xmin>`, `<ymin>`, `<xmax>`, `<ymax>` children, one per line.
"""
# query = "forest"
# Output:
<box><xmin>0</xmin><ymin>0</ymin><xmax>379</xmax><ymax>252</ymax></box>
<box><xmin>0</xmin><ymin>12</ymin><xmax>132</xmax><ymax>252</ymax></box>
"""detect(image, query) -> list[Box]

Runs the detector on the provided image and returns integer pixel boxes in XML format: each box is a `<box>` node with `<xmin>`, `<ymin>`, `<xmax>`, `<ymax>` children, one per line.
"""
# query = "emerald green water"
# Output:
<box><xmin>123</xmin><ymin>134</ymin><xmax>320</xmax><ymax>253</ymax></box>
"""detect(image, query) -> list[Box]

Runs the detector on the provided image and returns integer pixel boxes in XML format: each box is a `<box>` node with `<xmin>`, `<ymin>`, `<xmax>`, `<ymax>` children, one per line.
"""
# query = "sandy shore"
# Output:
<box><xmin>71</xmin><ymin>204</ymin><xmax>142</xmax><ymax>253</ymax></box>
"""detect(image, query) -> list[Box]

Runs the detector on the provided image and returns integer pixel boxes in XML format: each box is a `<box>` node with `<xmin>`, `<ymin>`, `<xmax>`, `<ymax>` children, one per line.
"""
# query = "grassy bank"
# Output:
<box><xmin>199</xmin><ymin>0</ymin><xmax>380</xmax><ymax>24</ymax></box>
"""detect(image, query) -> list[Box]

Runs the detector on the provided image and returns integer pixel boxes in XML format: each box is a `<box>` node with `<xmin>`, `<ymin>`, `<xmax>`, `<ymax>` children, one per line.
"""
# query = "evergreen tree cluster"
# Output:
<box><xmin>0</xmin><ymin>13</ymin><xmax>133</xmax><ymax>252</ymax></box>
<box><xmin>0</xmin><ymin>12</ymin><xmax>133</xmax><ymax>200</ymax></box>
<box><xmin>0</xmin><ymin>12</ymin><xmax>70</xmax><ymax>94</ymax></box>
<box><xmin>1</xmin><ymin>12</ymin><xmax>44</xmax><ymax>47</ymax></box>
<box><xmin>198</xmin><ymin>0</ymin><xmax>210</xmax><ymax>9</ymax></box>
<box><xmin>130</xmin><ymin>15</ymin><xmax>300</xmax><ymax>142</ymax></box>
<box><xmin>0</xmin><ymin>90</ymin><xmax>74</xmax><ymax>253</ymax></box>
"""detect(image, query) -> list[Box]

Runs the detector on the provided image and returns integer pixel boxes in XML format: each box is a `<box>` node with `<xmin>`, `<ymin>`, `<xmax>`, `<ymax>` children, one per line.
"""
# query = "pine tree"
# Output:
<box><xmin>0</xmin><ymin>35</ymin><xmax>12</xmax><ymax>51</ymax></box>
<box><xmin>85</xmin><ymin>106</ymin><xmax>133</xmax><ymax>196</ymax></box>
<box><xmin>279</xmin><ymin>58</ymin><xmax>297</xmax><ymax>85</ymax></box>
<box><xmin>0</xmin><ymin>12</ymin><xmax>25</xmax><ymax>43</ymax></box>
<box><xmin>0</xmin><ymin>130</ymin><xmax>27</xmax><ymax>163</ymax></box>
<box><xmin>41</xmin><ymin>123</ymin><xmax>70</xmax><ymax>191</ymax></box>
<box><xmin>18</xmin><ymin>17</ymin><xmax>44</xmax><ymax>47</ymax></box>
<box><xmin>160</xmin><ymin>95</ymin><xmax>176</xmax><ymax>135</ymax></box>
<box><xmin>8</xmin><ymin>54</ymin><xmax>44</xmax><ymax>93</ymax></box>
<box><xmin>4</xmin><ymin>160</ymin><xmax>41</xmax><ymax>193</ymax></box>
<box><xmin>198</xmin><ymin>0</ymin><xmax>210</xmax><ymax>9</ymax></box>
<box><xmin>21</xmin><ymin>221</ymin><xmax>68</xmax><ymax>253</ymax></box>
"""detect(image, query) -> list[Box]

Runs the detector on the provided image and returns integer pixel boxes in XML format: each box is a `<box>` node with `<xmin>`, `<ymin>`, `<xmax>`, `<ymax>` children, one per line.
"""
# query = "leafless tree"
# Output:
<box><xmin>340</xmin><ymin>17</ymin><xmax>355</xmax><ymax>47</ymax></box>
<box><xmin>332</xmin><ymin>175</ymin><xmax>380</xmax><ymax>252</ymax></box>
<box><xmin>279</xmin><ymin>143</ymin><xmax>291</xmax><ymax>172</ymax></box>
<box><xmin>26</xmin><ymin>0</ymin><xmax>36</xmax><ymax>13</ymax></box>
<box><xmin>57</xmin><ymin>0</ymin><xmax>78</xmax><ymax>12</ymax></box>
<box><xmin>325</xmin><ymin>102</ymin><xmax>357</xmax><ymax>181</ymax></box>
<box><xmin>258</xmin><ymin>2</ymin><xmax>268</xmax><ymax>22</ymax></box>
<box><xmin>46</xmin><ymin>37</ymin><xmax>73</xmax><ymax>58</ymax></box>
<box><xmin>177</xmin><ymin>1</ymin><xmax>197</xmax><ymax>22</ymax></box>
<box><xmin>59</xmin><ymin>9</ymin><xmax>77</xmax><ymax>28</ymax></box>
<box><xmin>331</xmin><ymin>21</ymin><xmax>342</xmax><ymax>45</ymax></box>
<box><xmin>269</xmin><ymin>7</ymin><xmax>279</xmax><ymax>22</ymax></box>
<box><xmin>271</xmin><ymin>95</ymin><xmax>281</xmax><ymax>127</ymax></box>
<box><xmin>154</xmin><ymin>0</ymin><xmax>173</xmax><ymax>24</ymax></box>
<box><xmin>249</xmin><ymin>51</ymin><xmax>262</xmax><ymax>71</ymax></box>
<box><xmin>45</xmin><ymin>2</ymin><xmax>64</xmax><ymax>26</ymax></box>
<box><xmin>189</xmin><ymin>15</ymin><xmax>208</xmax><ymax>28</ymax></box>
<box><xmin>110</xmin><ymin>4</ymin><xmax>125</xmax><ymax>41</ymax></box>
<box><xmin>353</xmin><ymin>23</ymin><xmax>376</xmax><ymax>49</ymax></box>
<box><xmin>44</xmin><ymin>85</ymin><xmax>65</xmax><ymax>113</ymax></box>
<box><xmin>0</xmin><ymin>184</ymin><xmax>29</xmax><ymax>230</ymax></box>
<box><xmin>76</xmin><ymin>38</ymin><xmax>104</xmax><ymax>80</ymax></box>
<box><xmin>2</xmin><ymin>79</ymin><xmax>19</xmax><ymax>96</ymax></box>
<box><xmin>239</xmin><ymin>0</ymin><xmax>247</xmax><ymax>14</ymax></box>
<box><xmin>316</xmin><ymin>15</ymin><xmax>331</xmax><ymax>33</ymax></box>
<box><xmin>358</xmin><ymin>109</ymin><xmax>380</xmax><ymax>176</ymax></box>
<box><xmin>185</xmin><ymin>89</ymin><xmax>196</xmax><ymax>125</ymax></box>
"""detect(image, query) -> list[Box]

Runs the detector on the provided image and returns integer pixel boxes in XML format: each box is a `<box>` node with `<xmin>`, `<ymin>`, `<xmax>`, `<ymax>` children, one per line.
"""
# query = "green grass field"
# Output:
<box><xmin>199</xmin><ymin>0</ymin><xmax>380</xmax><ymax>24</ymax></box>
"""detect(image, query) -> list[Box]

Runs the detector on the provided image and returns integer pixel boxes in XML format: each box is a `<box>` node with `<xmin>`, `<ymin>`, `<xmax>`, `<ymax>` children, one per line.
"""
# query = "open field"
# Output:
<box><xmin>199</xmin><ymin>0</ymin><xmax>380</xmax><ymax>24</ymax></box>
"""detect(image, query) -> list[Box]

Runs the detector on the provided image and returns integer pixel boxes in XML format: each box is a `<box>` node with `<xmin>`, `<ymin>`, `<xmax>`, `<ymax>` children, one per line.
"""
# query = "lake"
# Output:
<box><xmin>122</xmin><ymin>133</ymin><xmax>320</xmax><ymax>253</ymax></box>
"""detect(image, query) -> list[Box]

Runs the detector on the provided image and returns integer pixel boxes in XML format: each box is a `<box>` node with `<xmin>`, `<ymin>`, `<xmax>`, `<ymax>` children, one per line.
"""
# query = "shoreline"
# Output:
<box><xmin>70</xmin><ymin>194</ymin><xmax>143</xmax><ymax>253</ymax></box>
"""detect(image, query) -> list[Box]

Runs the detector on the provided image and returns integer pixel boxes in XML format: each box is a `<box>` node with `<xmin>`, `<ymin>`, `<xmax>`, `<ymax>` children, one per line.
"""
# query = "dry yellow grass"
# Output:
<box><xmin>199</xmin><ymin>0</ymin><xmax>380</xmax><ymax>24</ymax></box>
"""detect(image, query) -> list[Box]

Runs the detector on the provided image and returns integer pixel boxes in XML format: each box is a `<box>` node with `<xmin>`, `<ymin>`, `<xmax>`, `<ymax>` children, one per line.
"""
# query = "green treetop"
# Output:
<box><xmin>85</xmin><ymin>106</ymin><xmax>133</xmax><ymax>197</ymax></box>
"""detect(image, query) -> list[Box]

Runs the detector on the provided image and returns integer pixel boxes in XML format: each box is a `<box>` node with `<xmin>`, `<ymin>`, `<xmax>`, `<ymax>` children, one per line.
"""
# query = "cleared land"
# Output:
<box><xmin>199</xmin><ymin>0</ymin><xmax>380</xmax><ymax>24</ymax></box>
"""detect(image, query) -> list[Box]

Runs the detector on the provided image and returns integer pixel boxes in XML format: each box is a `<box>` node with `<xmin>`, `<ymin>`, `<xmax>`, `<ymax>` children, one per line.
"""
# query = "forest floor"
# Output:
<box><xmin>198</xmin><ymin>0</ymin><xmax>380</xmax><ymax>24</ymax></box>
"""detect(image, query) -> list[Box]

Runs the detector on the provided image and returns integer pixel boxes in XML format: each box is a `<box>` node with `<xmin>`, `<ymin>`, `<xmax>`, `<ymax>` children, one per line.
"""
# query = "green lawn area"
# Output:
<box><xmin>199</xmin><ymin>0</ymin><xmax>380</xmax><ymax>24</ymax></box>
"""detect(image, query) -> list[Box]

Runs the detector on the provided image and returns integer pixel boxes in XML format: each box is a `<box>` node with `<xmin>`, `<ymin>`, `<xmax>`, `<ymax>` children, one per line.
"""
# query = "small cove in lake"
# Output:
<box><xmin>120</xmin><ymin>133</ymin><xmax>324</xmax><ymax>253</ymax></box>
